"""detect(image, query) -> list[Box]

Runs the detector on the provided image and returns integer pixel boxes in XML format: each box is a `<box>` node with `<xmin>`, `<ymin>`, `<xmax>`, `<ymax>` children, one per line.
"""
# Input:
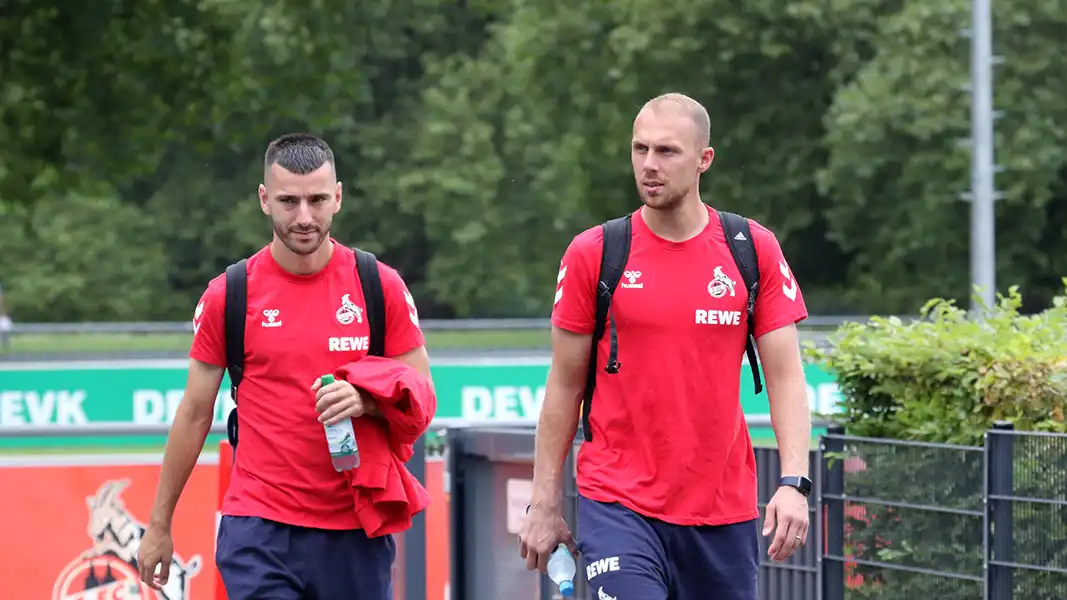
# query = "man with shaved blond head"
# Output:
<box><xmin>519</xmin><ymin>93</ymin><xmax>814</xmax><ymax>599</ymax></box>
<box><xmin>644</xmin><ymin>92</ymin><xmax>712</xmax><ymax>149</ymax></box>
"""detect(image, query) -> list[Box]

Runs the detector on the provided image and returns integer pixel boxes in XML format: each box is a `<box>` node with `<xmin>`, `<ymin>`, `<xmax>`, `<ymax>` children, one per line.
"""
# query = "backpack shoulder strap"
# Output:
<box><xmin>223</xmin><ymin>259</ymin><xmax>247</xmax><ymax>448</ymax></box>
<box><xmin>224</xmin><ymin>260</ymin><xmax>248</xmax><ymax>398</ymax></box>
<box><xmin>717</xmin><ymin>210</ymin><xmax>763</xmax><ymax>394</ymax></box>
<box><xmin>581</xmin><ymin>214</ymin><xmax>632</xmax><ymax>442</ymax></box>
<box><xmin>354</xmin><ymin>248</ymin><xmax>386</xmax><ymax>357</ymax></box>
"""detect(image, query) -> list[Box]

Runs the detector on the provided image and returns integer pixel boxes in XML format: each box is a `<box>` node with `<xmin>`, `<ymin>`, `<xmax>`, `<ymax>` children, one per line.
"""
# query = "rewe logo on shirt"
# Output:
<box><xmin>694</xmin><ymin>309</ymin><xmax>742</xmax><ymax>326</ymax></box>
<box><xmin>328</xmin><ymin>336</ymin><xmax>370</xmax><ymax>352</ymax></box>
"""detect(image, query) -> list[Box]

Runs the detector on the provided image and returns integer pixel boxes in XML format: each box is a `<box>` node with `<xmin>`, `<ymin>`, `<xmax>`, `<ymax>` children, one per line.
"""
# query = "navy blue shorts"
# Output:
<box><xmin>216</xmin><ymin>515</ymin><xmax>395</xmax><ymax>600</ymax></box>
<box><xmin>577</xmin><ymin>496</ymin><xmax>760</xmax><ymax>600</ymax></box>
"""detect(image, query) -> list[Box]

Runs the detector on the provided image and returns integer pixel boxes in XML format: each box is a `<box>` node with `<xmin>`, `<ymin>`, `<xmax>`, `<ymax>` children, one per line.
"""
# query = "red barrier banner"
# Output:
<box><xmin>0</xmin><ymin>455</ymin><xmax>219</xmax><ymax>600</ymax></box>
<box><xmin>1</xmin><ymin>449</ymin><xmax>450</xmax><ymax>600</ymax></box>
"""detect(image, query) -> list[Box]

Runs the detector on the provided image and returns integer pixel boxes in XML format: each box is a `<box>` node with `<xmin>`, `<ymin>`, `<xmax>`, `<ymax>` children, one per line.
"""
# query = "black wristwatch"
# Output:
<box><xmin>778</xmin><ymin>475</ymin><xmax>813</xmax><ymax>497</ymax></box>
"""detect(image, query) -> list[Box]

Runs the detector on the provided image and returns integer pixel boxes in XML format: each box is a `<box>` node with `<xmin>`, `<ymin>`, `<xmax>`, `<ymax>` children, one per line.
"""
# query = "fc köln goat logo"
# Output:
<box><xmin>52</xmin><ymin>479</ymin><xmax>202</xmax><ymax>600</ymax></box>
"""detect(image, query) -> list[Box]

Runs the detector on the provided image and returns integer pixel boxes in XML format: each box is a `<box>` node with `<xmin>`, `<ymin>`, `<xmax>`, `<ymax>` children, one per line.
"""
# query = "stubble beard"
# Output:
<box><xmin>638</xmin><ymin>183</ymin><xmax>688</xmax><ymax>211</ymax></box>
<box><xmin>274</xmin><ymin>221</ymin><xmax>329</xmax><ymax>256</ymax></box>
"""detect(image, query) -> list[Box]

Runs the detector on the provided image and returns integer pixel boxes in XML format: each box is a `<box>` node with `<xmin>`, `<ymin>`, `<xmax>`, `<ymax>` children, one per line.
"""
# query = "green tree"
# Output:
<box><xmin>0</xmin><ymin>0</ymin><xmax>244</xmax><ymax>208</ymax></box>
<box><xmin>399</xmin><ymin>0</ymin><xmax>869</xmax><ymax>316</ymax></box>
<box><xmin>3</xmin><ymin>0</ymin><xmax>1066</xmax><ymax>322</ymax></box>
<box><xmin>134</xmin><ymin>0</ymin><xmax>510</xmax><ymax>319</ymax></box>
<box><xmin>0</xmin><ymin>192</ymin><xmax>169</xmax><ymax>321</ymax></box>
<box><xmin>0</xmin><ymin>0</ymin><xmax>510</xmax><ymax>321</ymax></box>
<box><xmin>820</xmin><ymin>0</ymin><xmax>1067</xmax><ymax>313</ymax></box>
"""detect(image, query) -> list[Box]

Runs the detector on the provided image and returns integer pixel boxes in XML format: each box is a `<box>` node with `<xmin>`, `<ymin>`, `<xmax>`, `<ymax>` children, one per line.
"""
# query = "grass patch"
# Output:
<box><xmin>0</xmin><ymin>328</ymin><xmax>552</xmax><ymax>355</ymax></box>
<box><xmin>0</xmin><ymin>326</ymin><xmax>835</xmax><ymax>356</ymax></box>
<box><xmin>0</xmin><ymin>444</ymin><xmax>175</xmax><ymax>456</ymax></box>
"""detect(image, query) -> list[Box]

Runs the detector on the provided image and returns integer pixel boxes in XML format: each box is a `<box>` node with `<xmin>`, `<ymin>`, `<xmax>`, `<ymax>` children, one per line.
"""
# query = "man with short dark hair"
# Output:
<box><xmin>519</xmin><ymin>94</ymin><xmax>813</xmax><ymax>600</ymax></box>
<box><xmin>138</xmin><ymin>133</ymin><xmax>434</xmax><ymax>600</ymax></box>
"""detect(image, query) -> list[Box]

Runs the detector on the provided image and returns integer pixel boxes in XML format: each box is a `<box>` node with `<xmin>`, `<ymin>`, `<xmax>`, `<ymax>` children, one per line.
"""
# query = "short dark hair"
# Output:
<box><xmin>264</xmin><ymin>133</ymin><xmax>335</xmax><ymax>175</ymax></box>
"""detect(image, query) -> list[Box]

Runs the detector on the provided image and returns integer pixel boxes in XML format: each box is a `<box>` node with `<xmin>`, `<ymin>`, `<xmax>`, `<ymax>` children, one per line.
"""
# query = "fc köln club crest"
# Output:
<box><xmin>52</xmin><ymin>479</ymin><xmax>202</xmax><ymax>600</ymax></box>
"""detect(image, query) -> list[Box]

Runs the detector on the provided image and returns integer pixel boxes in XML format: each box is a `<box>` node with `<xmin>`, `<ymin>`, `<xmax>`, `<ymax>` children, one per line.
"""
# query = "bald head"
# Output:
<box><xmin>630</xmin><ymin>93</ymin><xmax>715</xmax><ymax>210</ymax></box>
<box><xmin>637</xmin><ymin>93</ymin><xmax>711</xmax><ymax>149</ymax></box>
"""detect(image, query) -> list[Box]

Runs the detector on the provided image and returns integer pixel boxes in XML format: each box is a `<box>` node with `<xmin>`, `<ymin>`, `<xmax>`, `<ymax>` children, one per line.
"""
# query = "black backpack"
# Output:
<box><xmin>222</xmin><ymin>247</ymin><xmax>387</xmax><ymax>449</ymax></box>
<box><xmin>581</xmin><ymin>210</ymin><xmax>763</xmax><ymax>442</ymax></box>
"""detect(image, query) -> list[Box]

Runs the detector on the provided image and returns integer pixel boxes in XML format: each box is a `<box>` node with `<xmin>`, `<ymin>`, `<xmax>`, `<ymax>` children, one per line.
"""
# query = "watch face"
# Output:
<box><xmin>782</xmin><ymin>476</ymin><xmax>811</xmax><ymax>495</ymax></box>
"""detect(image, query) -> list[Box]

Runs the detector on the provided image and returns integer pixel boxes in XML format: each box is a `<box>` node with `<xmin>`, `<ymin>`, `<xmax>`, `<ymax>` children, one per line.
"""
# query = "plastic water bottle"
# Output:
<box><xmin>320</xmin><ymin>374</ymin><xmax>360</xmax><ymax>471</ymax></box>
<box><xmin>547</xmin><ymin>543</ymin><xmax>576</xmax><ymax>597</ymax></box>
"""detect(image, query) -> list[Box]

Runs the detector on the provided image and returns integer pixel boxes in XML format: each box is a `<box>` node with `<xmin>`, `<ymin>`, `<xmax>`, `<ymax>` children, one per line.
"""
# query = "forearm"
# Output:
<box><xmin>149</xmin><ymin>402</ymin><xmax>214</xmax><ymax>528</ymax></box>
<box><xmin>530</xmin><ymin>375</ymin><xmax>582</xmax><ymax>510</ymax></box>
<box><xmin>770</xmin><ymin>379</ymin><xmax>812</xmax><ymax>476</ymax></box>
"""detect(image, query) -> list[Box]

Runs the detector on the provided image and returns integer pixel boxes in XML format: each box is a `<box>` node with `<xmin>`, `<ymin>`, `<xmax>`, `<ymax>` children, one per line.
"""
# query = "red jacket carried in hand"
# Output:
<box><xmin>335</xmin><ymin>356</ymin><xmax>437</xmax><ymax>537</ymax></box>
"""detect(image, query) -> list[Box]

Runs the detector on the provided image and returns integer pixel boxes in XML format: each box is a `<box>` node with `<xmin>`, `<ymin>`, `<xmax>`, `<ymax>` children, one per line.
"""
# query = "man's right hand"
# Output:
<box><xmin>137</xmin><ymin>524</ymin><xmax>174</xmax><ymax>591</ymax></box>
<box><xmin>518</xmin><ymin>503</ymin><xmax>577</xmax><ymax>573</ymax></box>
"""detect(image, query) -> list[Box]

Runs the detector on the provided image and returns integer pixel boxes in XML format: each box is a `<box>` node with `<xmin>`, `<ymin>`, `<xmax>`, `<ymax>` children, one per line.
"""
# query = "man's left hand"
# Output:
<box><xmin>312</xmin><ymin>377</ymin><xmax>371</xmax><ymax>426</ymax></box>
<box><xmin>763</xmin><ymin>485</ymin><xmax>809</xmax><ymax>561</ymax></box>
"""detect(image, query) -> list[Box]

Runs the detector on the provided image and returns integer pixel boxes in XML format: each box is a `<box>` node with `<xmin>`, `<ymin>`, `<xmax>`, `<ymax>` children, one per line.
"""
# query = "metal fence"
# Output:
<box><xmin>822</xmin><ymin>421</ymin><xmax>1067</xmax><ymax>600</ymax></box>
<box><xmin>448</xmin><ymin>421</ymin><xmax>1067</xmax><ymax>600</ymax></box>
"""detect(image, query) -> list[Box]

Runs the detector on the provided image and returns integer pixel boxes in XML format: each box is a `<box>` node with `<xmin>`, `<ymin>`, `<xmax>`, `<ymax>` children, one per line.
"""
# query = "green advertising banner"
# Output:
<box><xmin>432</xmin><ymin>360</ymin><xmax>843</xmax><ymax>420</ymax></box>
<box><xmin>0</xmin><ymin>358</ymin><xmax>842</xmax><ymax>449</ymax></box>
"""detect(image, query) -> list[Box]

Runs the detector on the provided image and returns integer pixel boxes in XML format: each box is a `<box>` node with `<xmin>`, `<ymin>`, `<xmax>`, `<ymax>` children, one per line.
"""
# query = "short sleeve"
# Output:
<box><xmin>379</xmin><ymin>263</ymin><xmax>426</xmax><ymax>358</ymax></box>
<box><xmin>550</xmin><ymin>230</ymin><xmax>600</xmax><ymax>335</ymax></box>
<box><xmin>750</xmin><ymin>222</ymin><xmax>809</xmax><ymax>339</ymax></box>
<box><xmin>189</xmin><ymin>278</ymin><xmax>227</xmax><ymax>368</ymax></box>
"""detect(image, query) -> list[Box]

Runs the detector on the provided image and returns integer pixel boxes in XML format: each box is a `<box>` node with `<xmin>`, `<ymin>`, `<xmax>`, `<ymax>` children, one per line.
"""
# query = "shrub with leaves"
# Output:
<box><xmin>806</xmin><ymin>284</ymin><xmax>1067</xmax><ymax>599</ymax></box>
<box><xmin>807</xmin><ymin>284</ymin><xmax>1067</xmax><ymax>444</ymax></box>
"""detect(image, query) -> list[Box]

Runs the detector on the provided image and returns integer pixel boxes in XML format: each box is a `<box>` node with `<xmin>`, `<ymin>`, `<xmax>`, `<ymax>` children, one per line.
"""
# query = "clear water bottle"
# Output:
<box><xmin>320</xmin><ymin>374</ymin><xmax>360</xmax><ymax>471</ymax></box>
<box><xmin>547</xmin><ymin>543</ymin><xmax>576</xmax><ymax>597</ymax></box>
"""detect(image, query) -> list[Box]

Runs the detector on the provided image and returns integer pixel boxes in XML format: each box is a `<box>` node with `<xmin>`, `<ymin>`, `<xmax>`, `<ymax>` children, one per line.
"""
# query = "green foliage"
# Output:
<box><xmin>809</xmin><ymin>285</ymin><xmax>1067</xmax><ymax>598</ymax></box>
<box><xmin>1</xmin><ymin>0</ymin><xmax>1066</xmax><ymax>321</ymax></box>
<box><xmin>0</xmin><ymin>0</ymin><xmax>244</xmax><ymax>206</ymax></box>
<box><xmin>808</xmin><ymin>284</ymin><xmax>1067</xmax><ymax>444</ymax></box>
<box><xmin>0</xmin><ymin>191</ymin><xmax>169</xmax><ymax>321</ymax></box>
<box><xmin>820</xmin><ymin>0</ymin><xmax>1067</xmax><ymax>313</ymax></box>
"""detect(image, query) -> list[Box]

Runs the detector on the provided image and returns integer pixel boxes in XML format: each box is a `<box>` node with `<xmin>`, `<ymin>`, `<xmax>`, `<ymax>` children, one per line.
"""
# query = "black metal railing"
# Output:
<box><xmin>821</xmin><ymin>421</ymin><xmax>1067</xmax><ymax>600</ymax></box>
<box><xmin>821</xmin><ymin>430</ymin><xmax>987</xmax><ymax>599</ymax></box>
<box><xmin>986</xmin><ymin>427</ymin><xmax>1067</xmax><ymax>599</ymax></box>
<box><xmin>447</xmin><ymin>420</ymin><xmax>1067</xmax><ymax>600</ymax></box>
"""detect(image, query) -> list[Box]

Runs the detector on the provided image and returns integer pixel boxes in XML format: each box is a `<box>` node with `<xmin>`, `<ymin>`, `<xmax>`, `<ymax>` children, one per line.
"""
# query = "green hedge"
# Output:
<box><xmin>806</xmin><ymin>285</ymin><xmax>1067</xmax><ymax>599</ymax></box>
<box><xmin>807</xmin><ymin>285</ymin><xmax>1067</xmax><ymax>444</ymax></box>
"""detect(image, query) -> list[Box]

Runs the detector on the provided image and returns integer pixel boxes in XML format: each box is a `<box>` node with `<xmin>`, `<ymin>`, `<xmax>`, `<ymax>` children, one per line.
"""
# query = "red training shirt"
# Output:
<box><xmin>190</xmin><ymin>241</ymin><xmax>425</xmax><ymax>530</ymax></box>
<box><xmin>551</xmin><ymin>205</ymin><xmax>808</xmax><ymax>526</ymax></box>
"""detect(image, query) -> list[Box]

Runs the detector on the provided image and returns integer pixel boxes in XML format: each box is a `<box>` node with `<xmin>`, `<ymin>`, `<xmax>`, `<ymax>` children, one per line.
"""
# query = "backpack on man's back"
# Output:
<box><xmin>220</xmin><ymin>248</ymin><xmax>387</xmax><ymax>449</ymax></box>
<box><xmin>580</xmin><ymin>211</ymin><xmax>763</xmax><ymax>442</ymax></box>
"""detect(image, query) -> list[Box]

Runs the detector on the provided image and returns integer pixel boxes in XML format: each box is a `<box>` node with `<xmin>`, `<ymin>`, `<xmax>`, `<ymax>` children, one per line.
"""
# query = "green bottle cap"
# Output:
<box><xmin>320</xmin><ymin>374</ymin><xmax>335</xmax><ymax>385</ymax></box>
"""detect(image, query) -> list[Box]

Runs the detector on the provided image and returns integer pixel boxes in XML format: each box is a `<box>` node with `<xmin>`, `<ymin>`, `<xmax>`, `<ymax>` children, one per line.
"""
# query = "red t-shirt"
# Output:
<box><xmin>551</xmin><ymin>205</ymin><xmax>808</xmax><ymax>526</ymax></box>
<box><xmin>190</xmin><ymin>242</ymin><xmax>425</xmax><ymax>530</ymax></box>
